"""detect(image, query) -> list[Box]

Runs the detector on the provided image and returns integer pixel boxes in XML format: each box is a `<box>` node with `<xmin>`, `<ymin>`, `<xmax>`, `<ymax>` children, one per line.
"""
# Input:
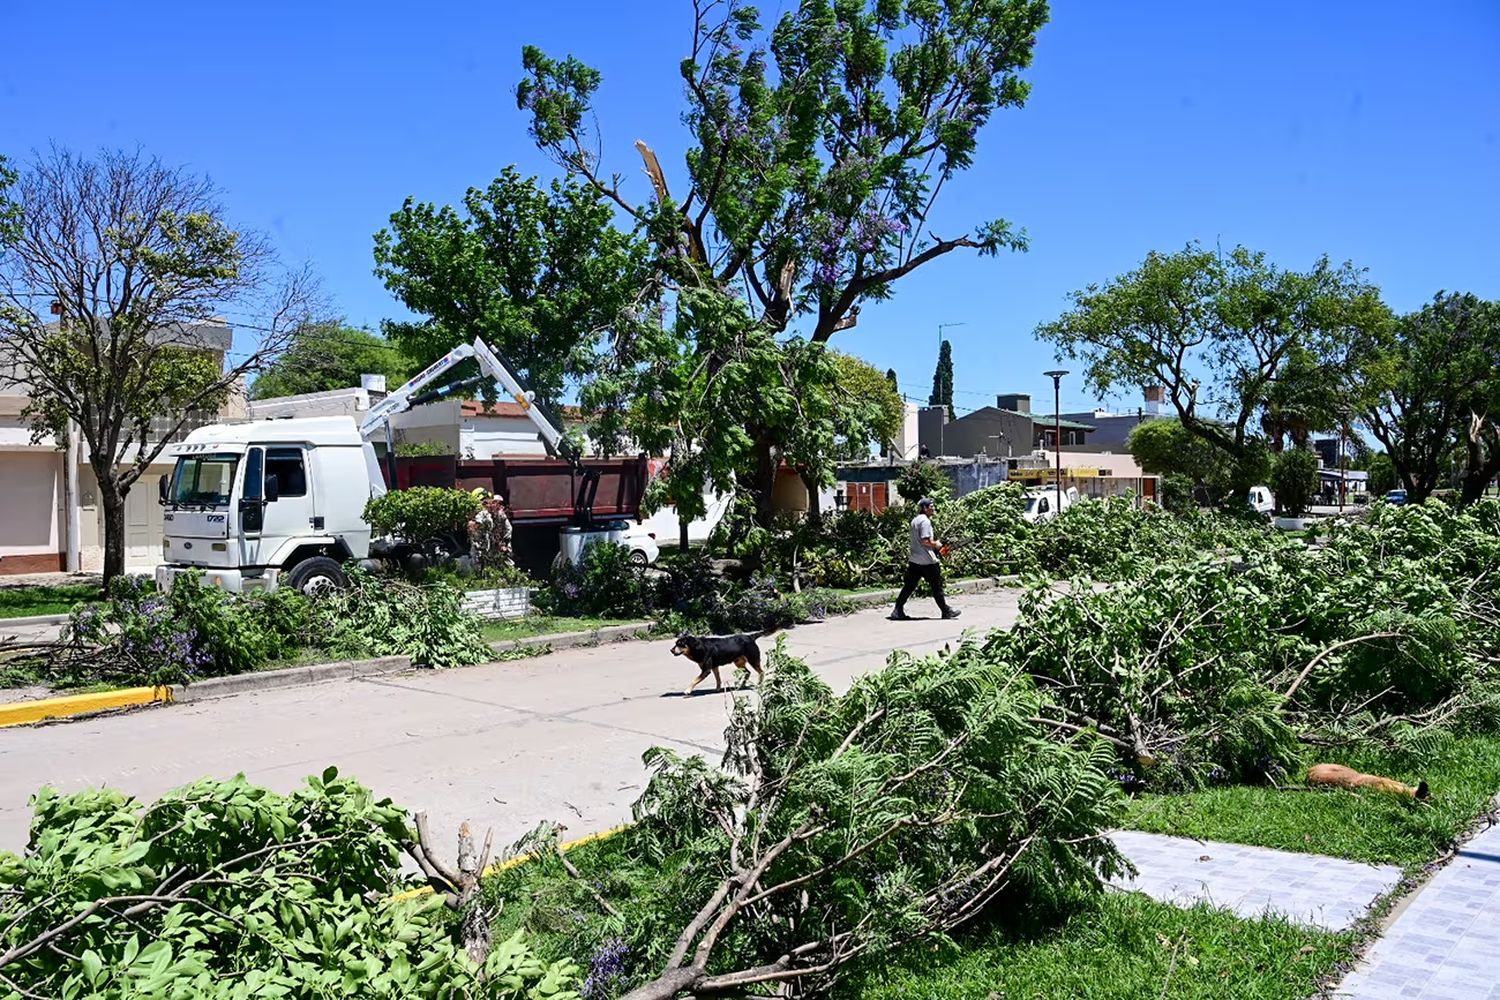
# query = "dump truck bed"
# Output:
<box><xmin>384</xmin><ymin>455</ymin><xmax>649</xmax><ymax>525</ymax></box>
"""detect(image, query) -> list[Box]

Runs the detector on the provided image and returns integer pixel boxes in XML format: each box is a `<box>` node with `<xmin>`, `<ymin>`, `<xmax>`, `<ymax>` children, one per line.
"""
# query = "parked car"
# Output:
<box><xmin>619</xmin><ymin>523</ymin><xmax>661</xmax><ymax>566</ymax></box>
<box><xmin>1247</xmin><ymin>485</ymin><xmax>1275</xmax><ymax>516</ymax></box>
<box><xmin>1022</xmin><ymin>486</ymin><xmax>1078</xmax><ymax>524</ymax></box>
<box><xmin>1384</xmin><ymin>489</ymin><xmax>1408</xmax><ymax>506</ymax></box>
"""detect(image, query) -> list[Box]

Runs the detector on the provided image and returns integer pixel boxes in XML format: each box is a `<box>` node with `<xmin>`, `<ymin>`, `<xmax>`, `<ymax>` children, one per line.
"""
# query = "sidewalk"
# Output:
<box><xmin>1335</xmin><ymin>818</ymin><xmax>1500</xmax><ymax>999</ymax></box>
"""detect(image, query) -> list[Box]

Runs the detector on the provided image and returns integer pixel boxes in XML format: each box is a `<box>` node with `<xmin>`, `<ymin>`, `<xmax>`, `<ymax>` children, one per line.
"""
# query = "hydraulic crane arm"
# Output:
<box><xmin>359</xmin><ymin>337</ymin><xmax>600</xmax><ymax>526</ymax></box>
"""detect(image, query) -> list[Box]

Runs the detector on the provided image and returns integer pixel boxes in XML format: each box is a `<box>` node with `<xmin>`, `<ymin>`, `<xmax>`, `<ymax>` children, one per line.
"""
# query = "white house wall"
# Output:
<box><xmin>0</xmin><ymin>451</ymin><xmax>64</xmax><ymax>572</ymax></box>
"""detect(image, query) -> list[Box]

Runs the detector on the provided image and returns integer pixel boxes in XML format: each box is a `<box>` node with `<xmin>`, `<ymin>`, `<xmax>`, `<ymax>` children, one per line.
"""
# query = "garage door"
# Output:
<box><xmin>125</xmin><ymin>474</ymin><xmax>165</xmax><ymax>570</ymax></box>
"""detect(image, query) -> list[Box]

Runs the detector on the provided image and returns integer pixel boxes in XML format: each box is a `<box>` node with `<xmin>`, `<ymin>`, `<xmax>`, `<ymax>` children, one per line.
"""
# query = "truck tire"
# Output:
<box><xmin>285</xmin><ymin>556</ymin><xmax>348</xmax><ymax>595</ymax></box>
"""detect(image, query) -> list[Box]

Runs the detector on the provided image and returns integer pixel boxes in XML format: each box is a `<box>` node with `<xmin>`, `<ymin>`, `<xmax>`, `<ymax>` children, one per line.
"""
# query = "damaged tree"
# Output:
<box><xmin>615</xmin><ymin>643</ymin><xmax>1126</xmax><ymax>999</ymax></box>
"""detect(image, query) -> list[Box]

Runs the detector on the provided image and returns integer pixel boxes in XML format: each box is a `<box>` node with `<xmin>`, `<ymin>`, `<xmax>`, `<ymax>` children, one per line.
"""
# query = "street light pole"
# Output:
<box><xmin>1044</xmin><ymin>370</ymin><xmax>1069</xmax><ymax>516</ymax></box>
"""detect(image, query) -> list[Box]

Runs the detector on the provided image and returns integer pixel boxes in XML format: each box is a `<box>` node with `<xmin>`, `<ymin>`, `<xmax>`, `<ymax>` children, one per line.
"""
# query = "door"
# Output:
<box><xmin>125</xmin><ymin>474</ymin><xmax>165</xmax><ymax>569</ymax></box>
<box><xmin>240</xmin><ymin>446</ymin><xmax>317</xmax><ymax>567</ymax></box>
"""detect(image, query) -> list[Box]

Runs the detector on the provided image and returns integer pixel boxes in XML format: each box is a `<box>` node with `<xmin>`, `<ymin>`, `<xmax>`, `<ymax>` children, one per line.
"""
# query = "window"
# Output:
<box><xmin>243</xmin><ymin>448</ymin><xmax>264</xmax><ymax>500</ymax></box>
<box><xmin>264</xmin><ymin>447</ymin><xmax>307</xmax><ymax>498</ymax></box>
<box><xmin>171</xmin><ymin>454</ymin><xmax>240</xmax><ymax>506</ymax></box>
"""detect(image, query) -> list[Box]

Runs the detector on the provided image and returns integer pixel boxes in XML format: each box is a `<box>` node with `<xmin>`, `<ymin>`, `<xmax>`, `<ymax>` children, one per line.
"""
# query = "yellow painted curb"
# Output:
<box><xmin>0</xmin><ymin>686</ymin><xmax>172</xmax><ymax>728</ymax></box>
<box><xmin>391</xmin><ymin>825</ymin><xmax>628</xmax><ymax>903</ymax></box>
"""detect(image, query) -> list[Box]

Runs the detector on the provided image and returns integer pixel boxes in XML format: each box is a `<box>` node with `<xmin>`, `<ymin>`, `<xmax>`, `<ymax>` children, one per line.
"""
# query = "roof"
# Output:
<box><xmin>951</xmin><ymin>406</ymin><xmax>1096</xmax><ymax>432</ymax></box>
<box><xmin>171</xmin><ymin>416</ymin><xmax>364</xmax><ymax>450</ymax></box>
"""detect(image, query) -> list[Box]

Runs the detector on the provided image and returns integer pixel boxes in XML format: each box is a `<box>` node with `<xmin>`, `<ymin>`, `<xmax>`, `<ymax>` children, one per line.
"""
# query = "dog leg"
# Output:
<box><xmin>712</xmin><ymin>666</ymin><xmax>723</xmax><ymax>692</ymax></box>
<box><xmin>735</xmin><ymin>655</ymin><xmax>750</xmax><ymax>689</ymax></box>
<box><xmin>685</xmin><ymin>670</ymin><xmax>710</xmax><ymax>697</ymax></box>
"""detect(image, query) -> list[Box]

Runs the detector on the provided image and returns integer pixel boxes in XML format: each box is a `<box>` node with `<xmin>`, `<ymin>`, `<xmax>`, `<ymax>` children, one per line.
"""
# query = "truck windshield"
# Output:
<box><xmin>171</xmin><ymin>454</ymin><xmax>240</xmax><ymax>506</ymax></box>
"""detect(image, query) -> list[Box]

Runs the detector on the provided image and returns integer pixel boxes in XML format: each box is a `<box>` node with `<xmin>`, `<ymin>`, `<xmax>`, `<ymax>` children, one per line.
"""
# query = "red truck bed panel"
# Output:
<box><xmin>385</xmin><ymin>455</ymin><xmax>647</xmax><ymax>524</ymax></box>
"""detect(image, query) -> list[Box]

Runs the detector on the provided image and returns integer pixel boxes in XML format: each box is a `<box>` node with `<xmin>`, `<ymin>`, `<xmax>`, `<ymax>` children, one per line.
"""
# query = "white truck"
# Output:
<box><xmin>155</xmin><ymin>338</ymin><xmax>637</xmax><ymax>594</ymax></box>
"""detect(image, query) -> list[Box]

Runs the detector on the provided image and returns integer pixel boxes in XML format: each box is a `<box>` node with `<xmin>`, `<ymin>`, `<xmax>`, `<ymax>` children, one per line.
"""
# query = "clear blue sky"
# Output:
<box><xmin>3</xmin><ymin>1</ymin><xmax>1496</xmax><ymax>414</ymax></box>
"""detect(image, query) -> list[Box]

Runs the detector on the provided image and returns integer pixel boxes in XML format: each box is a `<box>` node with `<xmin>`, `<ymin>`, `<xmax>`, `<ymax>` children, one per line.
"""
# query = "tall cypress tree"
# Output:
<box><xmin>882</xmin><ymin>368</ymin><xmax>900</xmax><ymax>457</ymax></box>
<box><xmin>929</xmin><ymin>340</ymin><xmax>955</xmax><ymax>419</ymax></box>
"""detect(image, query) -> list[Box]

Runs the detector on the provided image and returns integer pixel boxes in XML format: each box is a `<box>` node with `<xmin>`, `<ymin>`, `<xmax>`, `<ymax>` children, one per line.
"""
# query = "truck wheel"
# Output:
<box><xmin>285</xmin><ymin>557</ymin><xmax>348</xmax><ymax>595</ymax></box>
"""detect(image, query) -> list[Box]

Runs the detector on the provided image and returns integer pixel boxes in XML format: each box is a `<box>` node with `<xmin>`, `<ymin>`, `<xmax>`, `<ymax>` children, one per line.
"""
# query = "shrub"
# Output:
<box><xmin>0</xmin><ymin>771</ymin><xmax>580</xmax><ymax>999</ymax></box>
<box><xmin>538</xmin><ymin>541</ymin><xmax>651</xmax><ymax>620</ymax></box>
<box><xmin>363</xmin><ymin>486</ymin><xmax>481</xmax><ymax>542</ymax></box>
<box><xmin>311</xmin><ymin>567</ymin><xmax>491</xmax><ymax>668</ymax></box>
<box><xmin>894</xmin><ymin>460</ymin><xmax>953</xmax><ymax>503</ymax></box>
<box><xmin>1271</xmin><ymin>448</ymin><xmax>1320</xmax><ymax>517</ymax></box>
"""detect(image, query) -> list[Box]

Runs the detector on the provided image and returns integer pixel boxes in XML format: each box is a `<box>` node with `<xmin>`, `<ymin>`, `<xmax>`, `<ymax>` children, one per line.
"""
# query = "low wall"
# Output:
<box><xmin>461</xmin><ymin>586</ymin><xmax>533</xmax><ymax>620</ymax></box>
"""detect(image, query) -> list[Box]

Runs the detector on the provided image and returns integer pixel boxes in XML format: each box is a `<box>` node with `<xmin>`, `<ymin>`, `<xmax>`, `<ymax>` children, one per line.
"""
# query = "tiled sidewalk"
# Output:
<box><xmin>1110</xmin><ymin>829</ymin><xmax>1403</xmax><ymax>932</ymax></box>
<box><xmin>1334</xmin><ymin>820</ymin><xmax>1500</xmax><ymax>1000</ymax></box>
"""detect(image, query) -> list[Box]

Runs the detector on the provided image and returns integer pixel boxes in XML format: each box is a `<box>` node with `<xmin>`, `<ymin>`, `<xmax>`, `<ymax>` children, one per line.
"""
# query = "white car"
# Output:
<box><xmin>1022</xmin><ymin>486</ymin><xmax>1078</xmax><ymax>524</ymax></box>
<box><xmin>1248</xmin><ymin>485</ymin><xmax>1276</xmax><ymax>515</ymax></box>
<box><xmin>619</xmin><ymin>523</ymin><xmax>661</xmax><ymax>567</ymax></box>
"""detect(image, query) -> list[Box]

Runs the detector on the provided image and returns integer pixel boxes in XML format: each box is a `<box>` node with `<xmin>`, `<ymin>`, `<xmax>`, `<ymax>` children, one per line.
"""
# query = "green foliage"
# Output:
<box><xmin>1360</xmin><ymin>291</ymin><xmax>1500</xmax><ymax>504</ymax></box>
<box><xmin>831</xmin><ymin>351</ymin><xmax>906</xmax><ymax>457</ymax></box>
<box><xmin>929</xmin><ymin>339</ymin><xmax>955</xmax><ymax>418</ymax></box>
<box><xmin>1127</xmin><ymin>418</ymin><xmax>1236</xmax><ymax>503</ymax></box>
<box><xmin>0</xmin><ymin>148</ymin><xmax>293</xmax><ymax>582</ymax></box>
<box><xmin>1366</xmin><ymin>451</ymin><xmax>1398</xmax><ymax>495</ymax></box>
<box><xmin>1270</xmin><ymin>447</ymin><xmax>1319</xmax><ymax>516</ymax></box>
<box><xmin>311</xmin><ymin>567</ymin><xmax>491</xmax><ymax>668</ymax></box>
<box><xmin>364</xmin><ymin>487</ymin><xmax>482</xmax><ymax>543</ymax></box>
<box><xmin>251</xmin><ymin>322</ymin><xmax>410</xmax><ymax>399</ymax></box>
<box><xmin>1038</xmin><ymin>244</ymin><xmax>1390</xmax><ymax>498</ymax></box>
<box><xmin>494</xmin><ymin>641</ymin><xmax>1127</xmax><ymax>995</ymax></box>
<box><xmin>538</xmin><ymin>541</ymin><xmax>652</xmax><ymax>621</ymax></box>
<box><xmin>894</xmin><ymin>461</ymin><xmax>952</xmax><ymax>504</ymax></box>
<box><xmin>0</xmin><ymin>771</ymin><xmax>579</xmax><ymax>999</ymax></box>
<box><xmin>396</xmin><ymin>439</ymin><xmax>456</xmax><ymax>457</ymax></box>
<box><xmin>373</xmin><ymin>166</ymin><xmax>648</xmax><ymax>410</ymax></box>
<box><xmin>515</xmin><ymin>0</ymin><xmax>1048</xmax><ymax>525</ymax></box>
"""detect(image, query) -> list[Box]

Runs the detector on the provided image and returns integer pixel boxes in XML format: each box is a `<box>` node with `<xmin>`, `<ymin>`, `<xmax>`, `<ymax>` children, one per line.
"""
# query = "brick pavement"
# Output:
<box><xmin>1334</xmin><ymin>819</ymin><xmax>1500</xmax><ymax>999</ymax></box>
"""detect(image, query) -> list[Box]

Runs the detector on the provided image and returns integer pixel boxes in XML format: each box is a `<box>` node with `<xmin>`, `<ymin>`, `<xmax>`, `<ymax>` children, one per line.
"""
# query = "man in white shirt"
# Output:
<box><xmin>889</xmin><ymin>497</ymin><xmax>960</xmax><ymax>621</ymax></box>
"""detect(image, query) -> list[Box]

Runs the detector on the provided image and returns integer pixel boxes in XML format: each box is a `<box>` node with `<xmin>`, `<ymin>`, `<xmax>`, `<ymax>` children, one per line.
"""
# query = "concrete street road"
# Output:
<box><xmin>0</xmin><ymin>588</ymin><xmax>1022</xmax><ymax>852</ymax></box>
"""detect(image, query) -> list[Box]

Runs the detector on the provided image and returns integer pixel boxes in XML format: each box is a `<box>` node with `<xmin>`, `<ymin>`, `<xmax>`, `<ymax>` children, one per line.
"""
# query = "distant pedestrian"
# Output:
<box><xmin>889</xmin><ymin>497</ymin><xmax>960</xmax><ymax>621</ymax></box>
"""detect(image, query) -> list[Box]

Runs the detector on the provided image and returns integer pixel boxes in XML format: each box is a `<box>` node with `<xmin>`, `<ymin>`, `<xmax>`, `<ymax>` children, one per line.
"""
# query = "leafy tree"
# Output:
<box><xmin>1366</xmin><ymin>451</ymin><xmax>1397</xmax><ymax>496</ymax></box>
<box><xmin>880</xmin><ymin>366</ymin><xmax>900</xmax><ymax>456</ymax></box>
<box><xmin>929</xmin><ymin>338</ymin><xmax>955</xmax><ymax>418</ymax></box>
<box><xmin>1360</xmin><ymin>292</ymin><xmax>1500</xmax><ymax>504</ymax></box>
<box><xmin>1269</xmin><ymin>447</ymin><xmax>1319</xmax><ymax>517</ymax></box>
<box><xmin>1037</xmin><ymin>245</ymin><xmax>1388</xmax><ymax>499</ymax></box>
<box><xmin>373</xmin><ymin>167</ymin><xmax>649</xmax><ymax>409</ymax></box>
<box><xmin>1126</xmin><ymin>418</ymin><xmax>1236</xmax><ymax>504</ymax></box>
<box><xmin>516</xmin><ymin>0</ymin><xmax>1047</xmax><ymax>526</ymax></box>
<box><xmin>251</xmin><ymin>321</ymin><xmax>410</xmax><ymax>399</ymax></box>
<box><xmin>895</xmin><ymin>459</ymin><xmax>952</xmax><ymax>504</ymax></box>
<box><xmin>0</xmin><ymin>148</ymin><xmax>317</xmax><ymax>581</ymax></box>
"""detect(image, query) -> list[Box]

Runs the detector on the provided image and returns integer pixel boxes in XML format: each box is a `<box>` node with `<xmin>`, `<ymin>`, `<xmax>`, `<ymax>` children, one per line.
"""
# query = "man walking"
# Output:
<box><xmin>890</xmin><ymin>497</ymin><xmax>960</xmax><ymax>621</ymax></box>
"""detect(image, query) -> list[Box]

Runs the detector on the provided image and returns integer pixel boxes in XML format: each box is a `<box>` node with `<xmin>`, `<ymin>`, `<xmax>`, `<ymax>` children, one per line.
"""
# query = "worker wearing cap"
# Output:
<box><xmin>889</xmin><ymin>497</ymin><xmax>960</xmax><ymax>621</ymax></box>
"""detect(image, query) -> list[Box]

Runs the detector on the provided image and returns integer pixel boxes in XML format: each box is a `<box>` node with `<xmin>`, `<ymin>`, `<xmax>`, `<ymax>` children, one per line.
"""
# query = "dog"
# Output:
<box><xmin>670</xmin><ymin>632</ymin><xmax>765</xmax><ymax>696</ymax></box>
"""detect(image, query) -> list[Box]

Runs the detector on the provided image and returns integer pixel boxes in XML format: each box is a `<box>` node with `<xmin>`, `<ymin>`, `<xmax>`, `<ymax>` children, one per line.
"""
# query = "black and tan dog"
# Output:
<box><xmin>670</xmin><ymin>632</ymin><xmax>766</xmax><ymax>696</ymax></box>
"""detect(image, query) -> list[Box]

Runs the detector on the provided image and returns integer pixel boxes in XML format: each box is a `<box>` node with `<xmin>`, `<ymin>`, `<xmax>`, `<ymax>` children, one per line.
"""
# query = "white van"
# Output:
<box><xmin>1248</xmin><ymin>485</ymin><xmax>1276</xmax><ymax>515</ymax></box>
<box><xmin>1022</xmin><ymin>486</ymin><xmax>1079</xmax><ymax>524</ymax></box>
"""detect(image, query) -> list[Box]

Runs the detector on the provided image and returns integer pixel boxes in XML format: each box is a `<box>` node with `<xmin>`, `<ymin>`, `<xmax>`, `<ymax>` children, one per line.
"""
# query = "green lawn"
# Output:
<box><xmin>479</xmin><ymin>615</ymin><xmax>643</xmax><ymax>643</ymax></box>
<box><xmin>0</xmin><ymin>583</ymin><xmax>102</xmax><ymax>620</ymax></box>
<box><xmin>478</xmin><ymin>829</ymin><xmax>1350</xmax><ymax>1000</ymax></box>
<box><xmin>1125</xmin><ymin>734</ymin><xmax>1500</xmax><ymax>870</ymax></box>
<box><xmin>839</xmin><ymin>892</ymin><xmax>1350</xmax><ymax>1000</ymax></box>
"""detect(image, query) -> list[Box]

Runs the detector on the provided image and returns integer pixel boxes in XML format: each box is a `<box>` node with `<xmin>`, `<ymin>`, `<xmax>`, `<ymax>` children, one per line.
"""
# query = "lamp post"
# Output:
<box><xmin>1044</xmin><ymin>370</ymin><xmax>1069</xmax><ymax>516</ymax></box>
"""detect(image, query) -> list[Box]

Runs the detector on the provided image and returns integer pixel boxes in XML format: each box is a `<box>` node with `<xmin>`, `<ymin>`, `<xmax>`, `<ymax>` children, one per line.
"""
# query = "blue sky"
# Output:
<box><xmin>3</xmin><ymin>1</ymin><xmax>1496</xmax><ymax>415</ymax></box>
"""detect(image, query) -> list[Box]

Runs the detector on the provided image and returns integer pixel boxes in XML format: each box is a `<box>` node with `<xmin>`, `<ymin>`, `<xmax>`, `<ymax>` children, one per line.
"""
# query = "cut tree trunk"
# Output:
<box><xmin>679</xmin><ymin>515</ymin><xmax>691</xmax><ymax>551</ymax></box>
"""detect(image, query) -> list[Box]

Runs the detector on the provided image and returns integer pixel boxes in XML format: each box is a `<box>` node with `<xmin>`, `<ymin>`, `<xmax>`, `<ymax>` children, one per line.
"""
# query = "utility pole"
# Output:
<box><xmin>1045</xmin><ymin>370</ymin><xmax>1069</xmax><ymax>517</ymax></box>
<box><xmin>937</xmin><ymin>321</ymin><xmax>965</xmax><ymax>353</ymax></box>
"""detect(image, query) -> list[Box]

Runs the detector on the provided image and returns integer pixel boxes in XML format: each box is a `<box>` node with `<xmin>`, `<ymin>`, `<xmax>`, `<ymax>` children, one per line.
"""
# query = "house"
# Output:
<box><xmin>919</xmin><ymin>393</ymin><xmax>1096</xmax><ymax>460</ymax></box>
<box><xmin>1059</xmin><ymin>387</ymin><xmax>1167</xmax><ymax>453</ymax></box>
<box><xmin>0</xmin><ymin>319</ymin><xmax>243</xmax><ymax>575</ymax></box>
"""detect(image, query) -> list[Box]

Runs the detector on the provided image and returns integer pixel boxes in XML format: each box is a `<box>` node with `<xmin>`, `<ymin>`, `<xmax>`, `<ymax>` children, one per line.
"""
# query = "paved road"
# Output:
<box><xmin>0</xmin><ymin>589</ymin><xmax>1022</xmax><ymax>851</ymax></box>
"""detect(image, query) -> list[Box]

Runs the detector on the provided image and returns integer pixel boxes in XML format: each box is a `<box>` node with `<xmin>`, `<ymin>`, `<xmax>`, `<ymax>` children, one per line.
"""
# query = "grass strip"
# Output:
<box><xmin>1124</xmin><ymin>734</ymin><xmax>1500</xmax><ymax>870</ymax></box>
<box><xmin>839</xmin><ymin>891</ymin><xmax>1351</xmax><ymax>1000</ymax></box>
<box><xmin>0</xmin><ymin>584</ymin><xmax>100</xmax><ymax>620</ymax></box>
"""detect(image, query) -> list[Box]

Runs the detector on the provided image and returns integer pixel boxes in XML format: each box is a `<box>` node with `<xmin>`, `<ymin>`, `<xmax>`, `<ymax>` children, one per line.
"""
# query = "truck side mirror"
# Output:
<box><xmin>158</xmin><ymin>475</ymin><xmax>169</xmax><ymax>505</ymax></box>
<box><xmin>264</xmin><ymin>475</ymin><xmax>280</xmax><ymax>503</ymax></box>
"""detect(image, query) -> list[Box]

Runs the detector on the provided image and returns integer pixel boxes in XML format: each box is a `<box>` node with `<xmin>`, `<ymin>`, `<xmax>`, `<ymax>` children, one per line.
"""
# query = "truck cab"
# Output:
<box><xmin>156</xmin><ymin>417</ymin><xmax>386</xmax><ymax>594</ymax></box>
<box><xmin>1022</xmin><ymin>486</ymin><xmax>1079</xmax><ymax>524</ymax></box>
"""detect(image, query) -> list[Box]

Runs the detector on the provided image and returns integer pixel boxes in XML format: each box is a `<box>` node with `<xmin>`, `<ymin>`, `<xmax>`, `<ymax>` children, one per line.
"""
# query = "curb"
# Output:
<box><xmin>390</xmin><ymin>825</ymin><xmax>628</xmax><ymax>904</ymax></box>
<box><xmin>0</xmin><ymin>613</ymin><xmax>69</xmax><ymax>629</ymax></box>
<box><xmin>0</xmin><ymin>686</ymin><xmax>170</xmax><ymax>728</ymax></box>
<box><xmin>488</xmin><ymin>622</ymin><xmax>653</xmax><ymax>657</ymax></box>
<box><xmin>172</xmin><ymin>656</ymin><xmax>412</xmax><ymax>703</ymax></box>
